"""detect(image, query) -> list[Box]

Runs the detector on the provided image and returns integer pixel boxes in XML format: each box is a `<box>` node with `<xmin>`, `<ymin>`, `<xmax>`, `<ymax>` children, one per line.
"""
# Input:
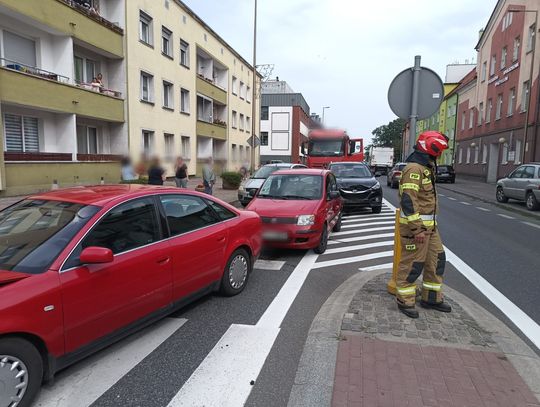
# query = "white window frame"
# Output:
<box><xmin>515</xmin><ymin>139</ymin><xmax>522</xmax><ymax>164</ymax></box>
<box><xmin>140</xmin><ymin>71</ymin><xmax>154</xmax><ymax>103</ymax></box>
<box><xmin>232</xmin><ymin>110</ymin><xmax>238</xmax><ymax>128</ymax></box>
<box><xmin>239</xmin><ymin>113</ymin><xmax>245</xmax><ymax>131</ymax></box>
<box><xmin>466</xmin><ymin>147</ymin><xmax>471</xmax><ymax>164</ymax></box>
<box><xmin>482</xmin><ymin>144</ymin><xmax>488</xmax><ymax>164</ymax></box>
<box><xmin>501</xmin><ymin>143</ymin><xmax>508</xmax><ymax>164</ymax></box>
<box><xmin>246</xmin><ymin>116</ymin><xmax>251</xmax><ymax>133</ymax></box>
<box><xmin>180</xmin><ymin>88</ymin><xmax>190</xmax><ymax>114</ymax></box>
<box><xmin>507</xmin><ymin>87</ymin><xmax>515</xmax><ymax>116</ymax></box>
<box><xmin>164</xmin><ymin>133</ymin><xmax>174</xmax><ymax>160</ymax></box>
<box><xmin>496</xmin><ymin>94</ymin><xmax>503</xmax><ymax>120</ymax></box>
<box><xmin>3</xmin><ymin>113</ymin><xmax>40</xmax><ymax>153</ymax></box>
<box><xmin>461</xmin><ymin>111</ymin><xmax>466</xmax><ymax>131</ymax></box>
<box><xmin>162</xmin><ymin>80</ymin><xmax>174</xmax><ymax>109</ymax></box>
<box><xmin>478</xmin><ymin>102</ymin><xmax>483</xmax><ymax>126</ymax></box>
<box><xmin>232</xmin><ymin>76</ymin><xmax>238</xmax><ymax>95</ymax></box>
<box><xmin>513</xmin><ymin>37</ymin><xmax>520</xmax><ymax>62</ymax></box>
<box><xmin>139</xmin><ymin>11</ymin><xmax>153</xmax><ymax>45</ymax></box>
<box><xmin>481</xmin><ymin>61</ymin><xmax>487</xmax><ymax>82</ymax></box>
<box><xmin>474</xmin><ymin>145</ymin><xmax>479</xmax><ymax>164</ymax></box>
<box><xmin>142</xmin><ymin>130</ymin><xmax>154</xmax><ymax>157</ymax></box>
<box><xmin>246</xmin><ymin>86</ymin><xmax>251</xmax><ymax>103</ymax></box>
<box><xmin>458</xmin><ymin>147</ymin><xmax>463</xmax><ymax>164</ymax></box>
<box><xmin>469</xmin><ymin>109</ymin><xmax>474</xmax><ymax>129</ymax></box>
<box><xmin>486</xmin><ymin>99</ymin><xmax>492</xmax><ymax>123</ymax></box>
<box><xmin>239</xmin><ymin>81</ymin><xmax>245</xmax><ymax>100</ymax></box>
<box><xmin>490</xmin><ymin>55</ymin><xmax>496</xmax><ymax>76</ymax></box>
<box><xmin>161</xmin><ymin>26</ymin><xmax>173</xmax><ymax>57</ymax></box>
<box><xmin>521</xmin><ymin>81</ymin><xmax>530</xmax><ymax>112</ymax></box>
<box><xmin>180</xmin><ymin>40</ymin><xmax>190</xmax><ymax>67</ymax></box>
<box><xmin>77</xmin><ymin>125</ymin><xmax>99</xmax><ymax>155</ymax></box>
<box><xmin>501</xmin><ymin>47</ymin><xmax>507</xmax><ymax>69</ymax></box>
<box><xmin>527</xmin><ymin>24</ymin><xmax>536</xmax><ymax>52</ymax></box>
<box><xmin>181</xmin><ymin>136</ymin><xmax>191</xmax><ymax>159</ymax></box>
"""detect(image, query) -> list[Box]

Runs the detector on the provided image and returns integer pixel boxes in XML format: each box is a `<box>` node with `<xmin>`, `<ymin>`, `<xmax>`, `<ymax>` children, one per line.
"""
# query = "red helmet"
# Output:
<box><xmin>416</xmin><ymin>131</ymin><xmax>449</xmax><ymax>157</ymax></box>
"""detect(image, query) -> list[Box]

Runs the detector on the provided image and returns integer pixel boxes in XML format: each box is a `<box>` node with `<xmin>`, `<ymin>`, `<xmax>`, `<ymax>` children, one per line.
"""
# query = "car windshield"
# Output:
<box><xmin>308</xmin><ymin>140</ymin><xmax>344</xmax><ymax>157</ymax></box>
<box><xmin>398</xmin><ymin>164</ymin><xmax>406</xmax><ymax>171</ymax></box>
<box><xmin>0</xmin><ymin>199</ymin><xmax>99</xmax><ymax>274</ymax></box>
<box><xmin>252</xmin><ymin>165</ymin><xmax>283</xmax><ymax>179</ymax></box>
<box><xmin>330</xmin><ymin>164</ymin><xmax>372</xmax><ymax>178</ymax></box>
<box><xmin>258</xmin><ymin>174</ymin><xmax>323</xmax><ymax>200</ymax></box>
<box><xmin>438</xmin><ymin>167</ymin><xmax>449</xmax><ymax>173</ymax></box>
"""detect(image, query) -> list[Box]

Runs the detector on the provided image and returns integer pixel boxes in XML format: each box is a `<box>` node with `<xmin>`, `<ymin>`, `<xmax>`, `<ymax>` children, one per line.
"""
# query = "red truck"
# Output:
<box><xmin>302</xmin><ymin>129</ymin><xmax>364</xmax><ymax>168</ymax></box>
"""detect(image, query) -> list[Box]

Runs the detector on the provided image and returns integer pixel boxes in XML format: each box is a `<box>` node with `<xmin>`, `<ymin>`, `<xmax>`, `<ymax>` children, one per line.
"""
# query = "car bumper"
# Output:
<box><xmin>238</xmin><ymin>189</ymin><xmax>257</xmax><ymax>205</ymax></box>
<box><xmin>340</xmin><ymin>190</ymin><xmax>383</xmax><ymax>208</ymax></box>
<box><xmin>436</xmin><ymin>175</ymin><xmax>455</xmax><ymax>182</ymax></box>
<box><xmin>261</xmin><ymin>224</ymin><xmax>322</xmax><ymax>250</ymax></box>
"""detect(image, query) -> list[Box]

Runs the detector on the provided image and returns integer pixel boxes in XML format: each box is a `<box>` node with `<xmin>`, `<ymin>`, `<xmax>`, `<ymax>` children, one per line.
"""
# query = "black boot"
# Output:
<box><xmin>397</xmin><ymin>303</ymin><xmax>419</xmax><ymax>319</ymax></box>
<box><xmin>420</xmin><ymin>300</ymin><xmax>452</xmax><ymax>313</ymax></box>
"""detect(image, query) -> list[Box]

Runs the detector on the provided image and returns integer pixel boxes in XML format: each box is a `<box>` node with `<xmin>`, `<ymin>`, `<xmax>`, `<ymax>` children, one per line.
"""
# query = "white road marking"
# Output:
<box><xmin>342</xmin><ymin>215</ymin><xmax>394</xmax><ymax>224</ymax></box>
<box><xmin>448</xmin><ymin>197</ymin><xmax>457</xmax><ymax>201</ymax></box>
<box><xmin>460</xmin><ymin>201</ymin><xmax>472</xmax><ymax>206</ymax></box>
<box><xmin>331</xmin><ymin>226</ymin><xmax>395</xmax><ymax>237</ymax></box>
<box><xmin>523</xmin><ymin>221</ymin><xmax>540</xmax><ymax>230</ymax></box>
<box><xmin>341</xmin><ymin>221</ymin><xmax>395</xmax><ymax>230</ymax></box>
<box><xmin>439</xmin><ymin>194</ymin><xmax>446</xmax><ymax>197</ymax></box>
<box><xmin>324</xmin><ymin>240</ymin><xmax>394</xmax><ymax>255</ymax></box>
<box><xmin>36</xmin><ymin>318</ymin><xmax>186</xmax><ymax>407</ymax></box>
<box><xmin>476</xmin><ymin>207</ymin><xmax>491</xmax><ymax>212</ymax></box>
<box><xmin>328</xmin><ymin>232</ymin><xmax>395</xmax><ymax>245</ymax></box>
<box><xmin>312</xmin><ymin>251</ymin><xmax>394</xmax><ymax>269</ymax></box>
<box><xmin>167</xmin><ymin>324</ymin><xmax>280</xmax><ymax>407</ymax></box>
<box><xmin>361</xmin><ymin>263</ymin><xmax>394</xmax><ymax>271</ymax></box>
<box><xmin>254</xmin><ymin>259</ymin><xmax>286</xmax><ymax>271</ymax></box>
<box><xmin>497</xmin><ymin>214</ymin><xmax>515</xmax><ymax>220</ymax></box>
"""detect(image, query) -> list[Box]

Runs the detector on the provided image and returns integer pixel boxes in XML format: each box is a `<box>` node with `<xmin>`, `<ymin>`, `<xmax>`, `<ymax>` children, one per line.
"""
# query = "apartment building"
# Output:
<box><xmin>127</xmin><ymin>0</ymin><xmax>260</xmax><ymax>176</ymax></box>
<box><xmin>455</xmin><ymin>0</ymin><xmax>540</xmax><ymax>182</ymax></box>
<box><xmin>0</xmin><ymin>0</ymin><xmax>127</xmax><ymax>196</ymax></box>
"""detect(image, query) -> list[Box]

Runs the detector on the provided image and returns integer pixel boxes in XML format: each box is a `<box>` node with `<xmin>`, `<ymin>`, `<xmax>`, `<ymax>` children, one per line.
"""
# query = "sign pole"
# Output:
<box><xmin>408</xmin><ymin>55</ymin><xmax>421</xmax><ymax>157</ymax></box>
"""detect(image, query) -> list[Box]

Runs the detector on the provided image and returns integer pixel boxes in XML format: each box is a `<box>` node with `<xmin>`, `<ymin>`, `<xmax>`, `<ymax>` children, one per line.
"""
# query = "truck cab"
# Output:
<box><xmin>303</xmin><ymin>129</ymin><xmax>363</xmax><ymax>169</ymax></box>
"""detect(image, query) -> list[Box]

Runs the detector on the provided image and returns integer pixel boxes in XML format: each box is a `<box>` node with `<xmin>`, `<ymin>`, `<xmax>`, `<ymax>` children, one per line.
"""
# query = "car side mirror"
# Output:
<box><xmin>328</xmin><ymin>190</ymin><xmax>341</xmax><ymax>200</ymax></box>
<box><xmin>80</xmin><ymin>247</ymin><xmax>114</xmax><ymax>264</ymax></box>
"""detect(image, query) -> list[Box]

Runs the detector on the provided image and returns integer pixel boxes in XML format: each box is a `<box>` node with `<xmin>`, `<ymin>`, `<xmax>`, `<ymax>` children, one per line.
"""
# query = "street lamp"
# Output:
<box><xmin>509</xmin><ymin>8</ymin><xmax>538</xmax><ymax>163</ymax></box>
<box><xmin>322</xmin><ymin>106</ymin><xmax>331</xmax><ymax>125</ymax></box>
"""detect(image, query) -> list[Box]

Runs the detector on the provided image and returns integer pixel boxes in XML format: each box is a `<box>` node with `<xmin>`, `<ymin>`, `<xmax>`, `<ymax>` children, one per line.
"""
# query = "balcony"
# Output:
<box><xmin>196</xmin><ymin>121</ymin><xmax>227</xmax><ymax>140</ymax></box>
<box><xmin>196</xmin><ymin>76</ymin><xmax>227</xmax><ymax>105</ymax></box>
<box><xmin>0</xmin><ymin>65</ymin><xmax>124</xmax><ymax>122</ymax></box>
<box><xmin>0</xmin><ymin>0</ymin><xmax>124</xmax><ymax>58</ymax></box>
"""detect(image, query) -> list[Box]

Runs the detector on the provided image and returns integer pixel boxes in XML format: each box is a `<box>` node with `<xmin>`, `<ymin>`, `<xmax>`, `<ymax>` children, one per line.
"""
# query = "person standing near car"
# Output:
<box><xmin>147</xmin><ymin>157</ymin><xmax>166</xmax><ymax>186</ymax></box>
<box><xmin>396</xmin><ymin>131</ymin><xmax>452</xmax><ymax>319</ymax></box>
<box><xmin>174</xmin><ymin>156</ymin><xmax>189</xmax><ymax>188</ymax></box>
<box><xmin>202</xmin><ymin>157</ymin><xmax>216</xmax><ymax>195</ymax></box>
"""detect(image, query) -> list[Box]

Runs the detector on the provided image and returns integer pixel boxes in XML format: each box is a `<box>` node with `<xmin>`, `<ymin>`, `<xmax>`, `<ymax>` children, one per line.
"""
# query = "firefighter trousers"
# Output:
<box><xmin>396</xmin><ymin>229</ymin><xmax>446</xmax><ymax>307</ymax></box>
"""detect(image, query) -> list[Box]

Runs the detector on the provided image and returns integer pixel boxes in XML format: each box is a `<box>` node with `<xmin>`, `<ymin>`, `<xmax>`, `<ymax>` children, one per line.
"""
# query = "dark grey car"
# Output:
<box><xmin>496</xmin><ymin>163</ymin><xmax>540</xmax><ymax>211</ymax></box>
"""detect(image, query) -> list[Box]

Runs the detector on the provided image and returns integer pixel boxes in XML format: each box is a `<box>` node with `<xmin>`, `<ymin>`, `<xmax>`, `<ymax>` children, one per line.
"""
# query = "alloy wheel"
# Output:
<box><xmin>0</xmin><ymin>355</ymin><xmax>28</xmax><ymax>407</ymax></box>
<box><xmin>228</xmin><ymin>255</ymin><xmax>248</xmax><ymax>289</ymax></box>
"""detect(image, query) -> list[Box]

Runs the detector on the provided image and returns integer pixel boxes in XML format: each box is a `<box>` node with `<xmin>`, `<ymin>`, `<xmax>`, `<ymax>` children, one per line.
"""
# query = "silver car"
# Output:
<box><xmin>238</xmin><ymin>163</ymin><xmax>307</xmax><ymax>206</ymax></box>
<box><xmin>496</xmin><ymin>163</ymin><xmax>540</xmax><ymax>211</ymax></box>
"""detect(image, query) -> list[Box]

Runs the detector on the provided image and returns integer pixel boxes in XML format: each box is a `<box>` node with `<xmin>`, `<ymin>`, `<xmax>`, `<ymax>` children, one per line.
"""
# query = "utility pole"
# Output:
<box><xmin>408</xmin><ymin>55</ymin><xmax>421</xmax><ymax>157</ymax></box>
<box><xmin>250</xmin><ymin>0</ymin><xmax>258</xmax><ymax>174</ymax></box>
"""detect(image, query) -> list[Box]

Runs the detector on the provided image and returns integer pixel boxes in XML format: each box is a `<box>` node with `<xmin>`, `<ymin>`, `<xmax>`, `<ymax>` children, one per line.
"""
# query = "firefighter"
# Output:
<box><xmin>396</xmin><ymin>131</ymin><xmax>451</xmax><ymax>319</ymax></box>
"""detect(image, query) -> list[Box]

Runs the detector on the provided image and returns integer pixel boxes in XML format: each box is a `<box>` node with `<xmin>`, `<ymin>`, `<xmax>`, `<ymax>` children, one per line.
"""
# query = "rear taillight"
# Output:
<box><xmin>395</xmin><ymin>171</ymin><xmax>402</xmax><ymax>176</ymax></box>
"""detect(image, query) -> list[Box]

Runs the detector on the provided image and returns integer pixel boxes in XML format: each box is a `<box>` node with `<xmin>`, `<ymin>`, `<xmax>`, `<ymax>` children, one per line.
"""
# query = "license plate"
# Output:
<box><xmin>262</xmin><ymin>231</ymin><xmax>288</xmax><ymax>241</ymax></box>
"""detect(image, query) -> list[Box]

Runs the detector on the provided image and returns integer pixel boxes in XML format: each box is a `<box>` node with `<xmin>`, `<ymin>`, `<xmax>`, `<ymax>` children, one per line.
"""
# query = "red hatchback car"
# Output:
<box><xmin>246</xmin><ymin>169</ymin><xmax>343</xmax><ymax>254</ymax></box>
<box><xmin>0</xmin><ymin>185</ymin><xmax>261</xmax><ymax>407</ymax></box>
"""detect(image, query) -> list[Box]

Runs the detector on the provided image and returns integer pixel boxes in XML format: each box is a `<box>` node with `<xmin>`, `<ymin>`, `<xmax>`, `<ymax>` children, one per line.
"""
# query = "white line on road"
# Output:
<box><xmin>460</xmin><ymin>201</ymin><xmax>472</xmax><ymax>206</ymax></box>
<box><xmin>331</xmin><ymin>226</ymin><xmax>395</xmax><ymax>237</ymax></box>
<box><xmin>324</xmin><ymin>240</ymin><xmax>394</xmax><ymax>255</ymax></box>
<box><xmin>254</xmin><ymin>259</ymin><xmax>286</xmax><ymax>271</ymax></box>
<box><xmin>312</xmin><ymin>251</ymin><xmax>394</xmax><ymax>269</ymax></box>
<box><xmin>328</xmin><ymin>232</ymin><xmax>395</xmax><ymax>245</ymax></box>
<box><xmin>476</xmin><ymin>207</ymin><xmax>491</xmax><ymax>212</ymax></box>
<box><xmin>497</xmin><ymin>214</ymin><xmax>515</xmax><ymax>220</ymax></box>
<box><xmin>362</xmin><ymin>263</ymin><xmax>394</xmax><ymax>271</ymax></box>
<box><xmin>342</xmin><ymin>215</ymin><xmax>394</xmax><ymax>224</ymax></box>
<box><xmin>448</xmin><ymin>197</ymin><xmax>457</xmax><ymax>201</ymax></box>
<box><xmin>341</xmin><ymin>221</ymin><xmax>395</xmax><ymax>230</ymax></box>
<box><xmin>439</xmin><ymin>194</ymin><xmax>445</xmax><ymax>197</ymax></box>
<box><xmin>523</xmin><ymin>221</ymin><xmax>540</xmax><ymax>230</ymax></box>
<box><xmin>36</xmin><ymin>318</ymin><xmax>186</xmax><ymax>407</ymax></box>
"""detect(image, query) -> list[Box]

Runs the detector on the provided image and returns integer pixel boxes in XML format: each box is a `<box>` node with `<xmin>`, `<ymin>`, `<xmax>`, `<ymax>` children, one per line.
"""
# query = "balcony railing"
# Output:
<box><xmin>57</xmin><ymin>0</ymin><xmax>124</xmax><ymax>34</ymax></box>
<box><xmin>1</xmin><ymin>58</ymin><xmax>69</xmax><ymax>83</ymax></box>
<box><xmin>75</xmin><ymin>81</ymin><xmax>123</xmax><ymax>98</ymax></box>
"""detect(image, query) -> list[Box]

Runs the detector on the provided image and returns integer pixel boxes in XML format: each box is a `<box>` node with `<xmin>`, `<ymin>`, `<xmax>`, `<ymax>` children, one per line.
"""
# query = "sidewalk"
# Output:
<box><xmin>288</xmin><ymin>269</ymin><xmax>540</xmax><ymax>407</ymax></box>
<box><xmin>437</xmin><ymin>178</ymin><xmax>540</xmax><ymax>220</ymax></box>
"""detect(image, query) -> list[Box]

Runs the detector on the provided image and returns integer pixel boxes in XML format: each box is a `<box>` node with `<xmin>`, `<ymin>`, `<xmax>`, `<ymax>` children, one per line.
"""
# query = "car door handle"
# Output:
<box><xmin>157</xmin><ymin>257</ymin><xmax>170</xmax><ymax>265</ymax></box>
<box><xmin>216</xmin><ymin>236</ymin><xmax>226</xmax><ymax>242</ymax></box>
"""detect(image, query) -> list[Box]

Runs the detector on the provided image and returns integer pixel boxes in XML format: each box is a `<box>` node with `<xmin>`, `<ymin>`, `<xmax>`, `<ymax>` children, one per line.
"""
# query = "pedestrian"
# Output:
<box><xmin>202</xmin><ymin>157</ymin><xmax>216</xmax><ymax>195</ymax></box>
<box><xmin>120</xmin><ymin>156</ymin><xmax>137</xmax><ymax>181</ymax></box>
<box><xmin>174</xmin><ymin>156</ymin><xmax>189</xmax><ymax>188</ymax></box>
<box><xmin>395</xmin><ymin>131</ymin><xmax>451</xmax><ymax>319</ymax></box>
<box><xmin>147</xmin><ymin>157</ymin><xmax>166</xmax><ymax>186</ymax></box>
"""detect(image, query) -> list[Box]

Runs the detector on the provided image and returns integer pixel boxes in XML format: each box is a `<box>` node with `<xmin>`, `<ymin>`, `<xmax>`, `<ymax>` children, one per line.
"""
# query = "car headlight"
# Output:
<box><xmin>372</xmin><ymin>182</ymin><xmax>381</xmax><ymax>190</ymax></box>
<box><xmin>297</xmin><ymin>215</ymin><xmax>315</xmax><ymax>226</ymax></box>
<box><xmin>238</xmin><ymin>185</ymin><xmax>245</xmax><ymax>192</ymax></box>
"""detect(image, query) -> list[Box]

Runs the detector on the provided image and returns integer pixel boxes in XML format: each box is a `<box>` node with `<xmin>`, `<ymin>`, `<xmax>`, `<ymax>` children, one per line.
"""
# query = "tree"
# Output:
<box><xmin>371</xmin><ymin>118</ymin><xmax>406</xmax><ymax>160</ymax></box>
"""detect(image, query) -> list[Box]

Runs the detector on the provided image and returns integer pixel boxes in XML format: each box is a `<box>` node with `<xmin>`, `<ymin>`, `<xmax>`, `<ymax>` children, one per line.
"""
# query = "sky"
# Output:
<box><xmin>182</xmin><ymin>0</ymin><xmax>498</xmax><ymax>145</ymax></box>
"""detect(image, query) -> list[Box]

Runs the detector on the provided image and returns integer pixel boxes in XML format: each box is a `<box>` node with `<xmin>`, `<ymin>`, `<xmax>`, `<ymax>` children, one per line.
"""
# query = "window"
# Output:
<box><xmin>232</xmin><ymin>111</ymin><xmax>238</xmax><ymax>128</ymax></box>
<box><xmin>181</xmin><ymin>136</ymin><xmax>191</xmax><ymax>158</ymax></box>
<box><xmin>163</xmin><ymin>81</ymin><xmax>173</xmax><ymax>109</ymax></box>
<box><xmin>261</xmin><ymin>106</ymin><xmax>269</xmax><ymax>120</ymax></box>
<box><xmin>478</xmin><ymin>102</ymin><xmax>483</xmax><ymax>126</ymax></box>
<box><xmin>197</xmin><ymin>96</ymin><xmax>213</xmax><ymax>123</ymax></box>
<box><xmin>247</xmin><ymin>86</ymin><xmax>251</xmax><ymax>103</ymax></box>
<box><xmin>180</xmin><ymin>40</ymin><xmax>190</xmax><ymax>67</ymax></box>
<box><xmin>482</xmin><ymin>144</ymin><xmax>488</xmax><ymax>164</ymax></box>
<box><xmin>474</xmin><ymin>145</ymin><xmax>479</xmax><ymax>164</ymax></box>
<box><xmin>180</xmin><ymin>88</ymin><xmax>190</xmax><ymax>113</ymax></box>
<box><xmin>206</xmin><ymin>199</ymin><xmax>236</xmax><ymax>221</ymax></box>
<box><xmin>527</xmin><ymin>24</ymin><xmax>536</xmax><ymax>52</ymax></box>
<box><xmin>80</xmin><ymin>198</ymin><xmax>160</xmax><ymax>255</ymax></box>
<box><xmin>246</xmin><ymin>146</ymin><xmax>250</xmax><ymax>161</ymax></box>
<box><xmin>239</xmin><ymin>81</ymin><xmax>245</xmax><ymax>99</ymax></box>
<box><xmin>496</xmin><ymin>94</ymin><xmax>503</xmax><ymax>120</ymax></box>
<box><xmin>522</xmin><ymin>166</ymin><xmax>535</xmax><ymax>179</ymax></box>
<box><xmin>458</xmin><ymin>147</ymin><xmax>463</xmax><ymax>164</ymax></box>
<box><xmin>74</xmin><ymin>56</ymin><xmax>97</xmax><ymax>84</ymax></box>
<box><xmin>490</xmin><ymin>55</ymin><xmax>496</xmax><ymax>76</ymax></box>
<box><xmin>232</xmin><ymin>144</ymin><xmax>237</xmax><ymax>161</ymax></box>
<box><xmin>142</xmin><ymin>130</ymin><xmax>154</xmax><ymax>156</ymax></box>
<box><xmin>466</xmin><ymin>147</ymin><xmax>471</xmax><ymax>164</ymax></box>
<box><xmin>508</xmin><ymin>87</ymin><xmax>515</xmax><ymax>116</ymax></box>
<box><xmin>501</xmin><ymin>143</ymin><xmax>508</xmax><ymax>164</ymax></box>
<box><xmin>239</xmin><ymin>145</ymin><xmax>244</xmax><ymax>161</ymax></box>
<box><xmin>501</xmin><ymin>47</ymin><xmax>507</xmax><ymax>69</ymax></box>
<box><xmin>140</xmin><ymin>72</ymin><xmax>154</xmax><ymax>102</ymax></box>
<box><xmin>232</xmin><ymin>76</ymin><xmax>238</xmax><ymax>95</ymax></box>
<box><xmin>77</xmin><ymin>125</ymin><xmax>98</xmax><ymax>154</ymax></box>
<box><xmin>521</xmin><ymin>81</ymin><xmax>530</xmax><ymax>112</ymax></box>
<box><xmin>481</xmin><ymin>61</ymin><xmax>487</xmax><ymax>81</ymax></box>
<box><xmin>3</xmin><ymin>30</ymin><xmax>37</xmax><ymax>68</ymax></box>
<box><xmin>3</xmin><ymin>113</ymin><xmax>39</xmax><ymax>152</ymax></box>
<box><xmin>239</xmin><ymin>114</ymin><xmax>245</xmax><ymax>131</ymax></box>
<box><xmin>246</xmin><ymin>116</ymin><xmax>251</xmax><ymax>133</ymax></box>
<box><xmin>461</xmin><ymin>111</ymin><xmax>466</xmax><ymax>131</ymax></box>
<box><xmin>261</xmin><ymin>131</ymin><xmax>269</xmax><ymax>146</ymax></box>
<box><xmin>469</xmin><ymin>109</ymin><xmax>474</xmax><ymax>129</ymax></box>
<box><xmin>486</xmin><ymin>99</ymin><xmax>492</xmax><ymax>123</ymax></box>
<box><xmin>513</xmin><ymin>37</ymin><xmax>520</xmax><ymax>62</ymax></box>
<box><xmin>162</xmin><ymin>26</ymin><xmax>172</xmax><ymax>57</ymax></box>
<box><xmin>139</xmin><ymin>11</ymin><xmax>153</xmax><ymax>45</ymax></box>
<box><xmin>160</xmin><ymin>195</ymin><xmax>220</xmax><ymax>236</ymax></box>
<box><xmin>164</xmin><ymin>133</ymin><xmax>174</xmax><ymax>160</ymax></box>
<box><xmin>515</xmin><ymin>139</ymin><xmax>522</xmax><ymax>164</ymax></box>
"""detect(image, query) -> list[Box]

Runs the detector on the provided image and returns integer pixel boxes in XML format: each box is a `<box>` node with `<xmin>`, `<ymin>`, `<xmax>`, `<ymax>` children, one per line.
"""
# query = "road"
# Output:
<box><xmin>31</xmin><ymin>189</ymin><xmax>540</xmax><ymax>406</ymax></box>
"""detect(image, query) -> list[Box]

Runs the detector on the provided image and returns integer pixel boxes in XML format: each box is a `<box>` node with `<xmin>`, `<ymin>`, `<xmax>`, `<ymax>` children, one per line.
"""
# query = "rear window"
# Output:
<box><xmin>398</xmin><ymin>164</ymin><xmax>406</xmax><ymax>171</ymax></box>
<box><xmin>0</xmin><ymin>200</ymin><xmax>99</xmax><ymax>274</ymax></box>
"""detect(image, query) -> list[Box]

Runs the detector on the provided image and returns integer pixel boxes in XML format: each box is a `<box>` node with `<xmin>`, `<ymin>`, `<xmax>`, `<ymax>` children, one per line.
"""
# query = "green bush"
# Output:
<box><xmin>120</xmin><ymin>178</ymin><xmax>148</xmax><ymax>184</ymax></box>
<box><xmin>221</xmin><ymin>171</ymin><xmax>242</xmax><ymax>189</ymax></box>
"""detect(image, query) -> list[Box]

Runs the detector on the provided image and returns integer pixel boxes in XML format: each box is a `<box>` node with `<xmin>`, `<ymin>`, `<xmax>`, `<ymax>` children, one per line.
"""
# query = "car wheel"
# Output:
<box><xmin>450</xmin><ymin>179</ymin><xmax>455</xmax><ymax>184</ymax></box>
<box><xmin>526</xmin><ymin>192</ymin><xmax>540</xmax><ymax>211</ymax></box>
<box><xmin>0</xmin><ymin>337</ymin><xmax>43</xmax><ymax>407</ymax></box>
<box><xmin>372</xmin><ymin>206</ymin><xmax>382</xmax><ymax>214</ymax></box>
<box><xmin>386</xmin><ymin>178</ymin><xmax>390</xmax><ymax>186</ymax></box>
<box><xmin>332</xmin><ymin>212</ymin><xmax>342</xmax><ymax>232</ymax></box>
<box><xmin>220</xmin><ymin>248</ymin><xmax>251</xmax><ymax>296</ymax></box>
<box><xmin>314</xmin><ymin>224</ymin><xmax>328</xmax><ymax>254</ymax></box>
<box><xmin>496</xmin><ymin>186</ymin><xmax>509</xmax><ymax>203</ymax></box>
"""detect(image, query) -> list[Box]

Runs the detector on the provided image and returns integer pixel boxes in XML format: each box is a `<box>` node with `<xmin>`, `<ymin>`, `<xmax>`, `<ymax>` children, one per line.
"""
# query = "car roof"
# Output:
<box><xmin>28</xmin><ymin>184</ymin><xmax>187</xmax><ymax>207</ymax></box>
<box><xmin>272</xmin><ymin>168</ymin><xmax>327</xmax><ymax>176</ymax></box>
<box><xmin>328</xmin><ymin>162</ymin><xmax>367</xmax><ymax>165</ymax></box>
<box><xmin>262</xmin><ymin>163</ymin><xmax>301</xmax><ymax>168</ymax></box>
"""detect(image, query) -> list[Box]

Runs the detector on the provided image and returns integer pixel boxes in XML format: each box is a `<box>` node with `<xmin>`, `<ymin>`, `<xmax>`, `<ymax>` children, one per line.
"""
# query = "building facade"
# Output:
<box><xmin>455</xmin><ymin>0</ymin><xmax>540</xmax><ymax>182</ymax></box>
<box><xmin>126</xmin><ymin>0</ymin><xmax>260</xmax><ymax>176</ymax></box>
<box><xmin>260</xmin><ymin>81</ymin><xmax>311</xmax><ymax>164</ymax></box>
<box><xmin>0</xmin><ymin>0</ymin><xmax>127</xmax><ymax>196</ymax></box>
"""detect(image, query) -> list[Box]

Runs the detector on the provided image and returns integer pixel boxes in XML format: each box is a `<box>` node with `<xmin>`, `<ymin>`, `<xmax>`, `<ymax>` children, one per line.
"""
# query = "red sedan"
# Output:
<box><xmin>246</xmin><ymin>169</ymin><xmax>343</xmax><ymax>254</ymax></box>
<box><xmin>0</xmin><ymin>185</ymin><xmax>261</xmax><ymax>407</ymax></box>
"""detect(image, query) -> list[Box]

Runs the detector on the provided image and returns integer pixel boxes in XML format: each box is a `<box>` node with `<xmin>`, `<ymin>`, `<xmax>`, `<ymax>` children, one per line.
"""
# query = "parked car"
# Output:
<box><xmin>496</xmin><ymin>163</ymin><xmax>540</xmax><ymax>211</ymax></box>
<box><xmin>246</xmin><ymin>169</ymin><xmax>342</xmax><ymax>254</ymax></box>
<box><xmin>238</xmin><ymin>163</ymin><xmax>307</xmax><ymax>206</ymax></box>
<box><xmin>0</xmin><ymin>185</ymin><xmax>262</xmax><ymax>406</ymax></box>
<box><xmin>386</xmin><ymin>163</ymin><xmax>407</xmax><ymax>188</ymax></box>
<box><xmin>328</xmin><ymin>162</ymin><xmax>383</xmax><ymax>213</ymax></box>
<box><xmin>436</xmin><ymin>165</ymin><xmax>456</xmax><ymax>183</ymax></box>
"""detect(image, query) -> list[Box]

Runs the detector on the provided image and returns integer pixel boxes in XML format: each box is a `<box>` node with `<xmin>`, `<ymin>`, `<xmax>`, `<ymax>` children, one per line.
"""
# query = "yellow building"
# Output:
<box><xmin>126</xmin><ymin>0</ymin><xmax>260</xmax><ymax>176</ymax></box>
